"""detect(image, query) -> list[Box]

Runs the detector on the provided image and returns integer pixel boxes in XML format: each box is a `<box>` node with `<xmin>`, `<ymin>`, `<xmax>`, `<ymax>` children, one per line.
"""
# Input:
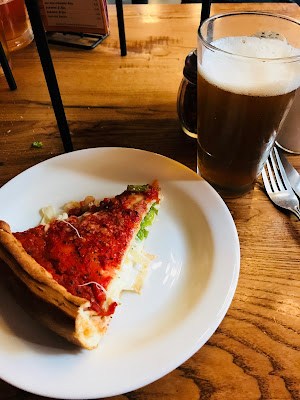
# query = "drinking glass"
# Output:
<box><xmin>197</xmin><ymin>12</ymin><xmax>300</xmax><ymax>196</ymax></box>
<box><xmin>0</xmin><ymin>0</ymin><xmax>33</xmax><ymax>51</ymax></box>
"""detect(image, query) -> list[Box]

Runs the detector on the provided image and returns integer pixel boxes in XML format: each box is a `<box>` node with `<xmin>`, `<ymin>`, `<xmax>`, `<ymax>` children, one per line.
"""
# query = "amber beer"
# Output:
<box><xmin>197</xmin><ymin>71</ymin><xmax>296</xmax><ymax>194</ymax></box>
<box><xmin>0</xmin><ymin>0</ymin><xmax>33</xmax><ymax>51</ymax></box>
<box><xmin>197</xmin><ymin>35</ymin><xmax>300</xmax><ymax>195</ymax></box>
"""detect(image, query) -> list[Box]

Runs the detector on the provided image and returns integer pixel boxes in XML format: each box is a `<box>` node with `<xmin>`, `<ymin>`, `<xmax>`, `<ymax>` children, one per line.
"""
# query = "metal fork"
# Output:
<box><xmin>262</xmin><ymin>147</ymin><xmax>300</xmax><ymax>220</ymax></box>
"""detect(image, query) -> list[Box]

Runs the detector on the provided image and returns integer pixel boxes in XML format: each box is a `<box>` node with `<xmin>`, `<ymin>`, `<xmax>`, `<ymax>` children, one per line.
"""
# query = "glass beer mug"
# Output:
<box><xmin>197</xmin><ymin>12</ymin><xmax>300</xmax><ymax>196</ymax></box>
<box><xmin>0</xmin><ymin>0</ymin><xmax>33</xmax><ymax>51</ymax></box>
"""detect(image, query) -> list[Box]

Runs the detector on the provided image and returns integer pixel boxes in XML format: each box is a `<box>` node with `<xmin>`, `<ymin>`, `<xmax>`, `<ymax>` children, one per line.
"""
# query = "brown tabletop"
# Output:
<box><xmin>0</xmin><ymin>3</ymin><xmax>299</xmax><ymax>399</ymax></box>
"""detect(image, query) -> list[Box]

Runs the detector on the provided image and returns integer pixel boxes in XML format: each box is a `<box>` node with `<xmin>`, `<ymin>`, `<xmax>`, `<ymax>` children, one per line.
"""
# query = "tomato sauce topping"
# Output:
<box><xmin>14</xmin><ymin>186</ymin><xmax>161</xmax><ymax>316</ymax></box>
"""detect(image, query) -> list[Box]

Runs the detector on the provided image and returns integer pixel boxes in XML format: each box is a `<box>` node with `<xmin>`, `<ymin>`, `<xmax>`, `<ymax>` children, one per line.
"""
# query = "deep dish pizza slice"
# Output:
<box><xmin>0</xmin><ymin>181</ymin><xmax>162</xmax><ymax>350</ymax></box>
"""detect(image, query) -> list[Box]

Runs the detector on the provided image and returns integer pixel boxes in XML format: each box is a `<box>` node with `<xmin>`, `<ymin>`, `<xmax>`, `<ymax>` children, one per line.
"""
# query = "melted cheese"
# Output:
<box><xmin>106</xmin><ymin>239</ymin><xmax>153</xmax><ymax>303</ymax></box>
<box><xmin>40</xmin><ymin>205</ymin><xmax>68</xmax><ymax>225</ymax></box>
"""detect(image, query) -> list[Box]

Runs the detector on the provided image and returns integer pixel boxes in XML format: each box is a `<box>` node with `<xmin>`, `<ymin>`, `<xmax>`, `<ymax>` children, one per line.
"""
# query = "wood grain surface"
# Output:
<box><xmin>0</xmin><ymin>3</ymin><xmax>299</xmax><ymax>400</ymax></box>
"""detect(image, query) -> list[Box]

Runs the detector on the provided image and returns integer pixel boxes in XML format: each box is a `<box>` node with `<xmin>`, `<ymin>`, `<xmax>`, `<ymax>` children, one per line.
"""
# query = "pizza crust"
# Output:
<box><xmin>0</xmin><ymin>221</ymin><xmax>109</xmax><ymax>350</ymax></box>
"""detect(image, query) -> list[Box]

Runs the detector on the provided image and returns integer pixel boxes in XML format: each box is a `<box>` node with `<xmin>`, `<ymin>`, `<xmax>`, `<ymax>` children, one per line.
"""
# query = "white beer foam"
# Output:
<box><xmin>199</xmin><ymin>36</ymin><xmax>300</xmax><ymax>96</ymax></box>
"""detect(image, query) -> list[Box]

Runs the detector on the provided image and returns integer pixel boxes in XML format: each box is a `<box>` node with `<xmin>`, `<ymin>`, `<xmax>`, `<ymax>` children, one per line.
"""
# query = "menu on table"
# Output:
<box><xmin>38</xmin><ymin>0</ymin><xmax>109</xmax><ymax>35</ymax></box>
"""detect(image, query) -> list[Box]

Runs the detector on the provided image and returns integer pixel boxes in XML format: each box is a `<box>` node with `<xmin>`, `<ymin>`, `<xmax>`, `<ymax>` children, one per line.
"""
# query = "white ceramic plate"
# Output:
<box><xmin>0</xmin><ymin>147</ymin><xmax>240</xmax><ymax>399</ymax></box>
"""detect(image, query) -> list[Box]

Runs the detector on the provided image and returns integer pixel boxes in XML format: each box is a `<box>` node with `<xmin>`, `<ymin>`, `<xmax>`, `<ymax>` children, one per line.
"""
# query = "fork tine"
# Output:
<box><xmin>273</xmin><ymin>147</ymin><xmax>291</xmax><ymax>190</ymax></box>
<box><xmin>269</xmin><ymin>148</ymin><xmax>285</xmax><ymax>191</ymax></box>
<box><xmin>265</xmin><ymin>158</ymin><xmax>278</xmax><ymax>192</ymax></box>
<box><xmin>262</xmin><ymin>164</ymin><xmax>273</xmax><ymax>193</ymax></box>
<box><xmin>262</xmin><ymin>148</ymin><xmax>300</xmax><ymax>220</ymax></box>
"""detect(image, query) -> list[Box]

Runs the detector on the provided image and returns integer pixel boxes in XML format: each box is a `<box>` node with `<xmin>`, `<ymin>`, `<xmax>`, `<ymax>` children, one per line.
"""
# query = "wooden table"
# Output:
<box><xmin>0</xmin><ymin>3</ymin><xmax>299</xmax><ymax>399</ymax></box>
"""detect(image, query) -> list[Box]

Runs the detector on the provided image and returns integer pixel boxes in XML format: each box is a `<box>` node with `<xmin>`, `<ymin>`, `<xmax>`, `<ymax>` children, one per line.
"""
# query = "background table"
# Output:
<box><xmin>0</xmin><ymin>3</ymin><xmax>299</xmax><ymax>399</ymax></box>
